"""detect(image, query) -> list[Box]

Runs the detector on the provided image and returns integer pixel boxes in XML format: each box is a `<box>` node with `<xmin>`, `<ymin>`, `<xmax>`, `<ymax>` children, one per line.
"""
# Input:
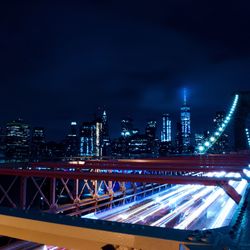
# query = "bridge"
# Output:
<box><xmin>0</xmin><ymin>92</ymin><xmax>250</xmax><ymax>250</ymax></box>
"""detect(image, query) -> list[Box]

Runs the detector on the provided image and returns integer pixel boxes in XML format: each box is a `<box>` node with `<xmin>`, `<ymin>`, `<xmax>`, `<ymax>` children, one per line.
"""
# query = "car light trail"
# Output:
<box><xmin>98</xmin><ymin>185</ymin><xmax>189</xmax><ymax>221</ymax></box>
<box><xmin>150</xmin><ymin>186</ymin><xmax>214</xmax><ymax>227</ymax></box>
<box><xmin>174</xmin><ymin>187</ymin><xmax>226</xmax><ymax>229</ymax></box>
<box><xmin>114</xmin><ymin>185</ymin><xmax>199</xmax><ymax>222</ymax></box>
<box><xmin>124</xmin><ymin>185</ymin><xmax>204</xmax><ymax>224</ymax></box>
<box><xmin>210</xmin><ymin>179</ymin><xmax>247</xmax><ymax>228</ymax></box>
<box><xmin>83</xmin><ymin>168</ymin><xmax>248</xmax><ymax>230</ymax></box>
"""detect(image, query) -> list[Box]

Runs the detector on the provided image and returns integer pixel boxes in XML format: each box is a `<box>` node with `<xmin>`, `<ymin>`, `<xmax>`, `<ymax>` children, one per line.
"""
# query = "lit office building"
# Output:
<box><xmin>211</xmin><ymin>111</ymin><xmax>229</xmax><ymax>153</ymax></box>
<box><xmin>102</xmin><ymin>110</ymin><xmax>108</xmax><ymax>137</ymax></box>
<box><xmin>195</xmin><ymin>133</ymin><xmax>204</xmax><ymax>148</ymax></box>
<box><xmin>5</xmin><ymin>119</ymin><xmax>30</xmax><ymax>161</ymax></box>
<box><xmin>65</xmin><ymin>122</ymin><xmax>79</xmax><ymax>157</ymax></box>
<box><xmin>32</xmin><ymin>127</ymin><xmax>45</xmax><ymax>144</ymax></box>
<box><xmin>161</xmin><ymin>114</ymin><xmax>171</xmax><ymax>142</ymax></box>
<box><xmin>80</xmin><ymin>121</ymin><xmax>102</xmax><ymax>157</ymax></box>
<box><xmin>102</xmin><ymin>110</ymin><xmax>111</xmax><ymax>156</ymax></box>
<box><xmin>0</xmin><ymin>127</ymin><xmax>5</xmax><ymax>148</ymax></box>
<box><xmin>128</xmin><ymin>134</ymin><xmax>149</xmax><ymax>156</ymax></box>
<box><xmin>80</xmin><ymin>122</ymin><xmax>96</xmax><ymax>157</ymax></box>
<box><xmin>0</xmin><ymin>127</ymin><xmax>5</xmax><ymax>162</ymax></box>
<box><xmin>175</xmin><ymin>122</ymin><xmax>183</xmax><ymax>153</ymax></box>
<box><xmin>30</xmin><ymin>127</ymin><xmax>46</xmax><ymax>161</ymax></box>
<box><xmin>121</xmin><ymin>118</ymin><xmax>133</xmax><ymax>137</ymax></box>
<box><xmin>180</xmin><ymin>90</ymin><xmax>191</xmax><ymax>151</ymax></box>
<box><xmin>145</xmin><ymin>120</ymin><xmax>157</xmax><ymax>140</ymax></box>
<box><xmin>159</xmin><ymin>141</ymin><xmax>173</xmax><ymax>156</ymax></box>
<box><xmin>145</xmin><ymin>120</ymin><xmax>159</xmax><ymax>156</ymax></box>
<box><xmin>96</xmin><ymin>121</ymin><xmax>103</xmax><ymax>157</ymax></box>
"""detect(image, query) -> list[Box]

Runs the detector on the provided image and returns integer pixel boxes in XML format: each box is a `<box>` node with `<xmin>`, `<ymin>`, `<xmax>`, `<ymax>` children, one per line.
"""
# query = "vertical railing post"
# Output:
<box><xmin>20</xmin><ymin>177</ymin><xmax>27</xmax><ymax>210</ymax></box>
<box><xmin>49</xmin><ymin>177</ymin><xmax>57</xmax><ymax>213</ymax></box>
<box><xmin>74</xmin><ymin>179</ymin><xmax>79</xmax><ymax>201</ymax></box>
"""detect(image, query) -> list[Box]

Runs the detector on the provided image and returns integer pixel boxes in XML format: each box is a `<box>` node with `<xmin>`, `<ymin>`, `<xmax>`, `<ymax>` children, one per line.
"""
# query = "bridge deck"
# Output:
<box><xmin>0</xmin><ymin>207</ymin><xmax>226</xmax><ymax>250</ymax></box>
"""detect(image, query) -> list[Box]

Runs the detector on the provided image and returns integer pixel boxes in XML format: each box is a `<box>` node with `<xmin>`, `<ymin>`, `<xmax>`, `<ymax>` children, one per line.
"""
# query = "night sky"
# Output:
<box><xmin>1</xmin><ymin>1</ymin><xmax>250</xmax><ymax>140</ymax></box>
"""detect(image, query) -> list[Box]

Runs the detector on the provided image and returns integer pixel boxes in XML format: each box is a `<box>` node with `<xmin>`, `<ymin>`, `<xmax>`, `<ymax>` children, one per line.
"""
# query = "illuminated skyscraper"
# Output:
<box><xmin>31</xmin><ymin>127</ymin><xmax>46</xmax><ymax>161</ymax></box>
<box><xmin>65</xmin><ymin>122</ymin><xmax>79</xmax><ymax>157</ymax></box>
<box><xmin>5</xmin><ymin>119</ymin><xmax>30</xmax><ymax>161</ymax></box>
<box><xmin>146</xmin><ymin>120</ymin><xmax>157</xmax><ymax>140</ymax></box>
<box><xmin>180</xmin><ymin>89</ymin><xmax>191</xmax><ymax>151</ymax></box>
<box><xmin>121</xmin><ymin>118</ymin><xmax>133</xmax><ymax>137</ymax></box>
<box><xmin>80</xmin><ymin>121</ymin><xmax>102</xmax><ymax>157</ymax></box>
<box><xmin>102</xmin><ymin>110</ymin><xmax>111</xmax><ymax>156</ymax></box>
<box><xmin>161</xmin><ymin>114</ymin><xmax>171</xmax><ymax>142</ymax></box>
<box><xmin>175</xmin><ymin>122</ymin><xmax>183</xmax><ymax>153</ymax></box>
<box><xmin>0</xmin><ymin>127</ymin><xmax>5</xmax><ymax>161</ymax></box>
<box><xmin>80</xmin><ymin>122</ymin><xmax>96</xmax><ymax>157</ymax></box>
<box><xmin>211</xmin><ymin>111</ymin><xmax>229</xmax><ymax>153</ymax></box>
<box><xmin>69</xmin><ymin>122</ymin><xmax>77</xmax><ymax>137</ymax></box>
<box><xmin>102</xmin><ymin>110</ymin><xmax>107</xmax><ymax>134</ymax></box>
<box><xmin>32</xmin><ymin>127</ymin><xmax>45</xmax><ymax>143</ymax></box>
<box><xmin>96</xmin><ymin>121</ymin><xmax>103</xmax><ymax>157</ymax></box>
<box><xmin>194</xmin><ymin>133</ymin><xmax>204</xmax><ymax>148</ymax></box>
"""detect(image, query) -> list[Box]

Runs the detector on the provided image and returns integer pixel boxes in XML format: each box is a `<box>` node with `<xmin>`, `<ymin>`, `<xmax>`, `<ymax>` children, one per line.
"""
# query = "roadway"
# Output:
<box><xmin>83</xmin><ymin>172</ymin><xmax>248</xmax><ymax>230</ymax></box>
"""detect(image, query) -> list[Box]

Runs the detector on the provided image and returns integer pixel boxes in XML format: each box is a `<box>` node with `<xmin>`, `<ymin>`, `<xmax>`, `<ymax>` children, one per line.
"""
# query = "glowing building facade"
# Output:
<box><xmin>80</xmin><ymin>121</ymin><xmax>103</xmax><ymax>157</ymax></box>
<box><xmin>211</xmin><ymin>111</ymin><xmax>229</xmax><ymax>153</ymax></box>
<box><xmin>121</xmin><ymin>118</ymin><xmax>133</xmax><ymax>137</ymax></box>
<box><xmin>30</xmin><ymin>127</ymin><xmax>46</xmax><ymax>161</ymax></box>
<box><xmin>180</xmin><ymin>90</ymin><xmax>191</xmax><ymax>151</ymax></box>
<box><xmin>146</xmin><ymin>120</ymin><xmax>157</xmax><ymax>140</ymax></box>
<box><xmin>101</xmin><ymin>110</ymin><xmax>111</xmax><ymax>156</ymax></box>
<box><xmin>5</xmin><ymin>119</ymin><xmax>30</xmax><ymax>161</ymax></box>
<box><xmin>65</xmin><ymin>122</ymin><xmax>79</xmax><ymax>157</ymax></box>
<box><xmin>161</xmin><ymin>114</ymin><xmax>171</xmax><ymax>142</ymax></box>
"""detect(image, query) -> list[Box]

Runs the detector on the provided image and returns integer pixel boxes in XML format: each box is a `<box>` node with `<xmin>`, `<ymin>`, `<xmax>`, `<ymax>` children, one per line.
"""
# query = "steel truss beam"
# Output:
<box><xmin>0</xmin><ymin>167</ymin><xmax>243</xmax><ymax>204</ymax></box>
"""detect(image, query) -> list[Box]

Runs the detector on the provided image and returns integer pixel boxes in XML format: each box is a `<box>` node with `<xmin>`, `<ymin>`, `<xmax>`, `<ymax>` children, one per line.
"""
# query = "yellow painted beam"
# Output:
<box><xmin>0</xmin><ymin>214</ymin><xmax>192</xmax><ymax>250</ymax></box>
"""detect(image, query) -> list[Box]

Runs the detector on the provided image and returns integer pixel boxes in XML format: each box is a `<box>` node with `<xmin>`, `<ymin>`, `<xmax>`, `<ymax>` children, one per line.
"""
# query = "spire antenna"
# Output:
<box><xmin>183</xmin><ymin>88</ymin><xmax>187</xmax><ymax>106</ymax></box>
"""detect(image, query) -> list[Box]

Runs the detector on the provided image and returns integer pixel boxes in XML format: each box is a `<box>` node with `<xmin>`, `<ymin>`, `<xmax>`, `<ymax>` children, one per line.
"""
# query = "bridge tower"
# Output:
<box><xmin>234</xmin><ymin>91</ymin><xmax>250</xmax><ymax>151</ymax></box>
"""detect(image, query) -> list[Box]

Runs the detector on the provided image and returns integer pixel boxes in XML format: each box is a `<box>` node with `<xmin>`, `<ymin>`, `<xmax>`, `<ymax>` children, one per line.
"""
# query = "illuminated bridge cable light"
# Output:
<box><xmin>210</xmin><ymin>136</ymin><xmax>215</xmax><ymax>142</ymax></box>
<box><xmin>196</xmin><ymin>94</ymin><xmax>239</xmax><ymax>154</ymax></box>
<box><xmin>246</xmin><ymin>128</ymin><xmax>250</xmax><ymax>148</ymax></box>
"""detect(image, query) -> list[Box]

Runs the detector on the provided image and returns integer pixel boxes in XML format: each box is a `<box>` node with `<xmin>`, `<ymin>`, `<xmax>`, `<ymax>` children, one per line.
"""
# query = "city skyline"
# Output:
<box><xmin>0</xmin><ymin>89</ymin><xmax>231</xmax><ymax>142</ymax></box>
